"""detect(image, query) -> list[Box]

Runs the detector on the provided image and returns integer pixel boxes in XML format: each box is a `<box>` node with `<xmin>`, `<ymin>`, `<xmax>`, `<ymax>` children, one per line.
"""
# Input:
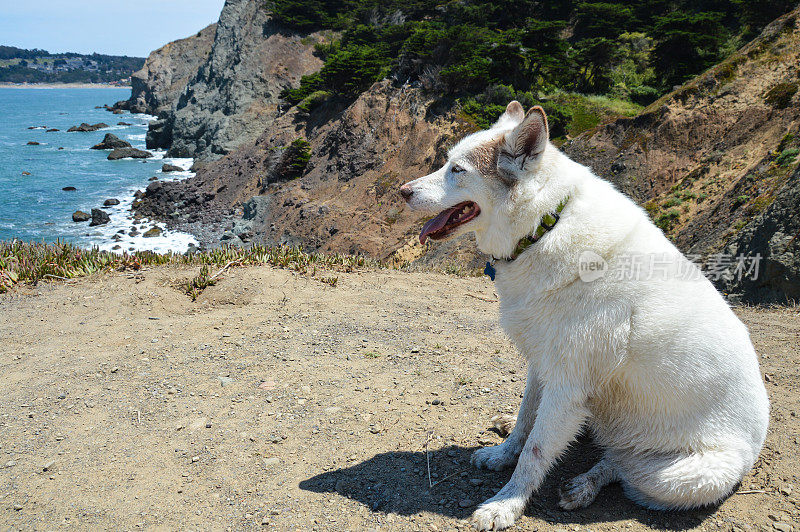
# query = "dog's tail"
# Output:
<box><xmin>490</xmin><ymin>414</ymin><xmax>517</xmax><ymax>437</ymax></box>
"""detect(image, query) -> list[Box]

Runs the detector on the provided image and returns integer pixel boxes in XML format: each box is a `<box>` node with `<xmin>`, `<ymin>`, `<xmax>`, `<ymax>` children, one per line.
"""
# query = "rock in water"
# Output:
<box><xmin>103</xmin><ymin>198</ymin><xmax>121</xmax><ymax>206</ymax></box>
<box><xmin>26</xmin><ymin>141</ymin><xmax>40</xmax><ymax>145</ymax></box>
<box><xmin>161</xmin><ymin>163</ymin><xmax>183</xmax><ymax>173</ymax></box>
<box><xmin>143</xmin><ymin>226</ymin><xmax>163</xmax><ymax>238</ymax></box>
<box><xmin>67</xmin><ymin>123</ymin><xmax>109</xmax><ymax>132</ymax></box>
<box><xmin>91</xmin><ymin>134</ymin><xmax>131</xmax><ymax>150</ymax></box>
<box><xmin>72</xmin><ymin>211</ymin><xmax>91</xmax><ymax>222</ymax></box>
<box><xmin>62</xmin><ymin>186</ymin><xmax>77</xmax><ymax>192</ymax></box>
<box><xmin>89</xmin><ymin>209</ymin><xmax>110</xmax><ymax>226</ymax></box>
<box><xmin>107</xmin><ymin>147</ymin><xmax>153</xmax><ymax>160</ymax></box>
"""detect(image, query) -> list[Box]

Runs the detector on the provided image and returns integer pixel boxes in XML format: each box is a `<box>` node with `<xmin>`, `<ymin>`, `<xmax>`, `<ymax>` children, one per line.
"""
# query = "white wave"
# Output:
<box><xmin>81</xmin><ymin>159</ymin><xmax>198</xmax><ymax>254</ymax></box>
<box><xmin>131</xmin><ymin>113</ymin><xmax>157</xmax><ymax>121</ymax></box>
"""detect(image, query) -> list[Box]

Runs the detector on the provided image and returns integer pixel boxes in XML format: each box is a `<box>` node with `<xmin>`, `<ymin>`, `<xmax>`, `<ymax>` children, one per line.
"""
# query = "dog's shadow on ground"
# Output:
<box><xmin>300</xmin><ymin>435</ymin><xmax>717</xmax><ymax>529</ymax></box>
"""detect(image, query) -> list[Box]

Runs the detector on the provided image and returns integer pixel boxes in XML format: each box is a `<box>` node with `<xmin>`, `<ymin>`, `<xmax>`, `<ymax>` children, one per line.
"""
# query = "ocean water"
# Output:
<box><xmin>0</xmin><ymin>88</ymin><xmax>198</xmax><ymax>253</ymax></box>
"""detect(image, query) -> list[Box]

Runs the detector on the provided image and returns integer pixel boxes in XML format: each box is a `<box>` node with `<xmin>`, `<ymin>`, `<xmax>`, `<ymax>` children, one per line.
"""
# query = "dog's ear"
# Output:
<box><xmin>492</xmin><ymin>100</ymin><xmax>525</xmax><ymax>130</ymax></box>
<box><xmin>497</xmin><ymin>106</ymin><xmax>549</xmax><ymax>179</ymax></box>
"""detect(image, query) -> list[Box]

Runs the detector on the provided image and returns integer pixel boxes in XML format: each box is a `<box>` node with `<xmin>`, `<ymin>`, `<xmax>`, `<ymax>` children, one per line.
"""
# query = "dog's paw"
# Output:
<box><xmin>558</xmin><ymin>473</ymin><xmax>599</xmax><ymax>510</ymax></box>
<box><xmin>471</xmin><ymin>443</ymin><xmax>519</xmax><ymax>471</ymax></box>
<box><xmin>471</xmin><ymin>498</ymin><xmax>523</xmax><ymax>531</ymax></box>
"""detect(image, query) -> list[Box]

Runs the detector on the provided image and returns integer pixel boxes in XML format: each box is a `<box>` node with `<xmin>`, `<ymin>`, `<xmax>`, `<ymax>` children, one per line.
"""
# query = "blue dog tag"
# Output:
<box><xmin>484</xmin><ymin>261</ymin><xmax>496</xmax><ymax>281</ymax></box>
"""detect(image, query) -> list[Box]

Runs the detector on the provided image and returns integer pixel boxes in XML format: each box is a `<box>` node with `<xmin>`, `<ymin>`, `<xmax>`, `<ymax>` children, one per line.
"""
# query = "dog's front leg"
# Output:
<box><xmin>471</xmin><ymin>364</ymin><xmax>541</xmax><ymax>471</ymax></box>
<box><xmin>471</xmin><ymin>384</ymin><xmax>589</xmax><ymax>531</ymax></box>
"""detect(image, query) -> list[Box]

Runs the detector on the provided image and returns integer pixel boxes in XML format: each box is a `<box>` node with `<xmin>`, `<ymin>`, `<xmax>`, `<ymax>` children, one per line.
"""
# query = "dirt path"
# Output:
<box><xmin>0</xmin><ymin>265</ymin><xmax>798</xmax><ymax>531</ymax></box>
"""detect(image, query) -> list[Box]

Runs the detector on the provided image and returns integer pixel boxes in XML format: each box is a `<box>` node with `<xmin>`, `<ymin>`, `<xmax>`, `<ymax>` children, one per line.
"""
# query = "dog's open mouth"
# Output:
<box><xmin>419</xmin><ymin>201</ymin><xmax>481</xmax><ymax>244</ymax></box>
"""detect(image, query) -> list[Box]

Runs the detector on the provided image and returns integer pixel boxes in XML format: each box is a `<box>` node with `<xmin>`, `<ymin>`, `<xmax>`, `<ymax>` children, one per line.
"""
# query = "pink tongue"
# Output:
<box><xmin>420</xmin><ymin>206</ymin><xmax>459</xmax><ymax>244</ymax></box>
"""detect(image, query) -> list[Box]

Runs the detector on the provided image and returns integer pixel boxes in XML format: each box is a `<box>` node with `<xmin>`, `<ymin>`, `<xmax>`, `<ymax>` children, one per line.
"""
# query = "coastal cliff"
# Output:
<box><xmin>117</xmin><ymin>24</ymin><xmax>217</xmax><ymax>115</ymax></box>
<box><xmin>147</xmin><ymin>0</ymin><xmax>324</xmax><ymax>159</ymax></box>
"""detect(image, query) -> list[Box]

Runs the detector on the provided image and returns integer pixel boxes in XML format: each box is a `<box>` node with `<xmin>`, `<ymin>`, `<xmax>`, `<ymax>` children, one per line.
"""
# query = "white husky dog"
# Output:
<box><xmin>399</xmin><ymin>102</ymin><xmax>769</xmax><ymax>530</ymax></box>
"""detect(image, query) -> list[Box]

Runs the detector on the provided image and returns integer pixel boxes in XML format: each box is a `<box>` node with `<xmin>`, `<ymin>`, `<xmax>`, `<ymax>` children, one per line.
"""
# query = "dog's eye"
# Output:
<box><xmin>451</xmin><ymin>164</ymin><xmax>465</xmax><ymax>174</ymax></box>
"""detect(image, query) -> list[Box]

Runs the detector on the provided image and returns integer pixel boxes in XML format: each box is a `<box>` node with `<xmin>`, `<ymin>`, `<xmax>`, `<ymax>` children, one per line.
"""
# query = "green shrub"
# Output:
<box><xmin>732</xmin><ymin>195</ymin><xmax>750</xmax><ymax>209</ymax></box>
<box><xmin>183</xmin><ymin>265</ymin><xmax>216</xmax><ymax>301</ymax></box>
<box><xmin>778</xmin><ymin>132</ymin><xmax>796</xmax><ymax>152</ymax></box>
<box><xmin>280</xmin><ymin>139</ymin><xmax>312</xmax><ymax>179</ymax></box>
<box><xmin>776</xmin><ymin>147</ymin><xmax>799</xmax><ymax>167</ymax></box>
<box><xmin>297</xmin><ymin>90</ymin><xmax>332</xmax><ymax>113</ymax></box>
<box><xmin>655</xmin><ymin>209</ymin><xmax>680</xmax><ymax>231</ymax></box>
<box><xmin>270</xmin><ymin>0</ymin><xmax>793</xmax><ymax>123</ymax></box>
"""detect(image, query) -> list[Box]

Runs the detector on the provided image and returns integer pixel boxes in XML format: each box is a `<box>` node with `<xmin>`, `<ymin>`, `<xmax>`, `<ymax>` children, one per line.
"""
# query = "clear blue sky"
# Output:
<box><xmin>0</xmin><ymin>0</ymin><xmax>226</xmax><ymax>57</ymax></box>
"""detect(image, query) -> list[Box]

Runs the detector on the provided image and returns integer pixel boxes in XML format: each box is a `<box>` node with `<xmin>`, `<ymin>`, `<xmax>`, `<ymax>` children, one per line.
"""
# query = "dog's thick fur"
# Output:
<box><xmin>400</xmin><ymin>102</ymin><xmax>769</xmax><ymax>530</ymax></box>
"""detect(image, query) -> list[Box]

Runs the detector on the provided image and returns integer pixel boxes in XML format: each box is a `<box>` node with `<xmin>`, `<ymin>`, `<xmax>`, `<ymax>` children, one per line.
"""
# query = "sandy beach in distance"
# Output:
<box><xmin>0</xmin><ymin>82</ymin><xmax>130</xmax><ymax>89</ymax></box>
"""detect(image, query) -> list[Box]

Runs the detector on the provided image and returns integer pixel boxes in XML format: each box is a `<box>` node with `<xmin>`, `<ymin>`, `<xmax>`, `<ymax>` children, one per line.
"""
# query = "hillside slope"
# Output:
<box><xmin>565</xmin><ymin>7</ymin><xmax>800</xmax><ymax>303</ymax></box>
<box><xmin>136</xmin><ymin>80</ymin><xmax>480</xmax><ymax>266</ymax></box>
<box><xmin>126</xmin><ymin>2</ymin><xmax>800</xmax><ymax>302</ymax></box>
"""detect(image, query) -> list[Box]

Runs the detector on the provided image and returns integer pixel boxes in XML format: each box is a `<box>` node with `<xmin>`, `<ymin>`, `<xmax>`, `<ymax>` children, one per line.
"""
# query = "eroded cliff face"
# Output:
<box><xmin>123</xmin><ymin>24</ymin><xmax>217</xmax><ymax>116</ymax></box>
<box><xmin>145</xmin><ymin>0</ymin><xmax>324</xmax><ymax>160</ymax></box>
<box><xmin>564</xmin><ymin>8</ymin><xmax>800</xmax><ymax>302</ymax></box>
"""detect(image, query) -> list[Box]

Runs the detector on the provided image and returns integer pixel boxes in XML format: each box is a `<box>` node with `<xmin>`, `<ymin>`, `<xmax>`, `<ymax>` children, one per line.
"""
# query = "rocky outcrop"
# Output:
<box><xmin>67</xmin><ymin>123</ymin><xmax>109</xmax><ymax>132</ymax></box>
<box><xmin>107</xmin><ymin>147</ymin><xmax>152</xmax><ymax>160</ymax></box>
<box><xmin>564</xmin><ymin>8</ymin><xmax>800</xmax><ymax>303</ymax></box>
<box><xmin>143</xmin><ymin>226</ymin><xmax>163</xmax><ymax>238</ymax></box>
<box><xmin>147</xmin><ymin>0</ymin><xmax>324</xmax><ymax>160</ymax></box>
<box><xmin>89</xmin><ymin>209</ymin><xmax>110</xmax><ymax>226</ymax></box>
<box><xmin>117</xmin><ymin>24</ymin><xmax>217</xmax><ymax>116</ymax></box>
<box><xmin>91</xmin><ymin>134</ymin><xmax>131</xmax><ymax>150</ymax></box>
<box><xmin>721</xmin><ymin>167</ymin><xmax>800</xmax><ymax>303</ymax></box>
<box><xmin>72</xmin><ymin>211</ymin><xmax>90</xmax><ymax>222</ymax></box>
<box><xmin>161</xmin><ymin>163</ymin><xmax>182</xmax><ymax>173</ymax></box>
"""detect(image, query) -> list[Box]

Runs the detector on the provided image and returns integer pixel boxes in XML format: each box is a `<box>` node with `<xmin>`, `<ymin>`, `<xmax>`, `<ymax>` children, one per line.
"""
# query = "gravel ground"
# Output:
<box><xmin>0</xmin><ymin>265</ymin><xmax>798</xmax><ymax>531</ymax></box>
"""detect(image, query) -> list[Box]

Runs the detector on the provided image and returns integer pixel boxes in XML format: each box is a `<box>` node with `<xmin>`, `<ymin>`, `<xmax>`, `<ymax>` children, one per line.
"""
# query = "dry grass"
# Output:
<box><xmin>0</xmin><ymin>240</ymin><xmax>383</xmax><ymax>294</ymax></box>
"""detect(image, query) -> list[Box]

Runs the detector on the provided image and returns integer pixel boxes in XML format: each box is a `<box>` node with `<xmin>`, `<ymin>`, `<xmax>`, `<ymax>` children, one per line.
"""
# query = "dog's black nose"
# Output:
<box><xmin>399</xmin><ymin>185</ymin><xmax>413</xmax><ymax>200</ymax></box>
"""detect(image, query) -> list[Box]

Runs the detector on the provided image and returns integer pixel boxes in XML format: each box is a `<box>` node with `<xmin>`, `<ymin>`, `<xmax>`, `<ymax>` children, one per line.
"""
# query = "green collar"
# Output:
<box><xmin>484</xmin><ymin>196</ymin><xmax>569</xmax><ymax>280</ymax></box>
